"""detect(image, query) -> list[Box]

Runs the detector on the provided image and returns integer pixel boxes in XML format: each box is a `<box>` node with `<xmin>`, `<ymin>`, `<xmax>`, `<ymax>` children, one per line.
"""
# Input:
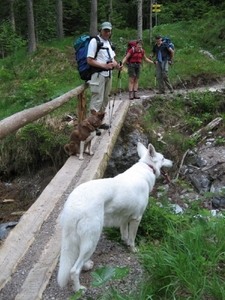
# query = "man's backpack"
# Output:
<box><xmin>162</xmin><ymin>37</ymin><xmax>175</xmax><ymax>51</ymax></box>
<box><xmin>74</xmin><ymin>35</ymin><xmax>103</xmax><ymax>81</ymax></box>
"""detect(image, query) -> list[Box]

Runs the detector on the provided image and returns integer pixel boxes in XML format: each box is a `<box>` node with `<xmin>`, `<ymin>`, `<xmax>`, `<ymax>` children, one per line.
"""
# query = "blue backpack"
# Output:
<box><xmin>162</xmin><ymin>37</ymin><xmax>175</xmax><ymax>51</ymax></box>
<box><xmin>74</xmin><ymin>35</ymin><xmax>103</xmax><ymax>81</ymax></box>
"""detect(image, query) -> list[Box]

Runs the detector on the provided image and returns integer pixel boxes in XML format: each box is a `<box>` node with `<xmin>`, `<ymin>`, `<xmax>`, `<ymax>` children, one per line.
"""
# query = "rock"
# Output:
<box><xmin>212</xmin><ymin>195</ymin><xmax>225</xmax><ymax>209</ymax></box>
<box><xmin>104</xmin><ymin>129</ymin><xmax>148</xmax><ymax>177</ymax></box>
<box><xmin>0</xmin><ymin>222</ymin><xmax>18</xmax><ymax>240</ymax></box>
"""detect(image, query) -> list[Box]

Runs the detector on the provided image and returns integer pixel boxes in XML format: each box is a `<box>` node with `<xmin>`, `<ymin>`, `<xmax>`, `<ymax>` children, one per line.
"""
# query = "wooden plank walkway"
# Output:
<box><xmin>0</xmin><ymin>98</ymin><xmax>130</xmax><ymax>300</ymax></box>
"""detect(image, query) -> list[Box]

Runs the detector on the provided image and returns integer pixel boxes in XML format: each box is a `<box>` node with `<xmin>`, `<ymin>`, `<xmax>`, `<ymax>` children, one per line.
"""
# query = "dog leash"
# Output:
<box><xmin>108</xmin><ymin>61</ymin><xmax>122</xmax><ymax>135</ymax></box>
<box><xmin>161</xmin><ymin>168</ymin><xmax>171</xmax><ymax>183</ymax></box>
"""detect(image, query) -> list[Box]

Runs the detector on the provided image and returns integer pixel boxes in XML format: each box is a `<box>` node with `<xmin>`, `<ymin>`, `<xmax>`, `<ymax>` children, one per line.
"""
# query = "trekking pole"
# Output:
<box><xmin>149</xmin><ymin>64</ymin><xmax>154</xmax><ymax>90</ymax></box>
<box><xmin>119</xmin><ymin>72</ymin><xmax>122</xmax><ymax>100</ymax></box>
<box><xmin>170</xmin><ymin>64</ymin><xmax>187</xmax><ymax>90</ymax></box>
<box><xmin>153</xmin><ymin>62</ymin><xmax>157</xmax><ymax>89</ymax></box>
<box><xmin>108</xmin><ymin>61</ymin><xmax>122</xmax><ymax>136</ymax></box>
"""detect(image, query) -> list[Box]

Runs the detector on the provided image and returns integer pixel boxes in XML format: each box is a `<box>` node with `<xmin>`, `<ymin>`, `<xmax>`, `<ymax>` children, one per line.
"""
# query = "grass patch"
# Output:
<box><xmin>90</xmin><ymin>196</ymin><xmax>225</xmax><ymax>300</ymax></box>
<box><xmin>139</xmin><ymin>210</ymin><xmax>225</xmax><ymax>299</ymax></box>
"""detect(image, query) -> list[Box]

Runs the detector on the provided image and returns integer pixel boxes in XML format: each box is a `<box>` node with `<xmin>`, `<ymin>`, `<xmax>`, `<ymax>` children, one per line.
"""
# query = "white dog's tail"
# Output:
<box><xmin>57</xmin><ymin>229</ymin><xmax>79</xmax><ymax>288</ymax></box>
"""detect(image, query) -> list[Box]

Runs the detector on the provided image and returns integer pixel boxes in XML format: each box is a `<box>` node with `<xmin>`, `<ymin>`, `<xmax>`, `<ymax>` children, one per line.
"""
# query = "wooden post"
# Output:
<box><xmin>78</xmin><ymin>90</ymin><xmax>87</xmax><ymax>123</ymax></box>
<box><xmin>150</xmin><ymin>0</ymin><xmax>153</xmax><ymax>44</ymax></box>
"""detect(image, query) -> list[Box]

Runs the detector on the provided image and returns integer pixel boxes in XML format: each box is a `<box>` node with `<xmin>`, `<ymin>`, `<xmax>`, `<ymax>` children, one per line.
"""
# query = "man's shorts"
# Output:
<box><xmin>128</xmin><ymin>63</ymin><xmax>141</xmax><ymax>78</ymax></box>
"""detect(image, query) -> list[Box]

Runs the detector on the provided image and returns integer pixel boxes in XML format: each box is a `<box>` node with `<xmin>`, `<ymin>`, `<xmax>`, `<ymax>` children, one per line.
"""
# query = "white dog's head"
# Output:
<box><xmin>137</xmin><ymin>142</ymin><xmax>173</xmax><ymax>180</ymax></box>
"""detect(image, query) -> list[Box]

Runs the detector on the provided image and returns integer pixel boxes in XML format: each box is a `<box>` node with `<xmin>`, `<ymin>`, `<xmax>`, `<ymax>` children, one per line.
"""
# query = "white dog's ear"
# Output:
<box><xmin>137</xmin><ymin>142</ymin><xmax>147</xmax><ymax>158</ymax></box>
<box><xmin>148</xmin><ymin>144</ymin><xmax>156</xmax><ymax>158</ymax></box>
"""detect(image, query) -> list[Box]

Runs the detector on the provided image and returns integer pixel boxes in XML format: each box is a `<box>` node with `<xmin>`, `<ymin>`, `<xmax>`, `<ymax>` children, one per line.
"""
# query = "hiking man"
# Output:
<box><xmin>122</xmin><ymin>40</ymin><xmax>154</xmax><ymax>100</ymax></box>
<box><xmin>87</xmin><ymin>21</ymin><xmax>123</xmax><ymax>130</ymax></box>
<box><xmin>150</xmin><ymin>35</ymin><xmax>174</xmax><ymax>94</ymax></box>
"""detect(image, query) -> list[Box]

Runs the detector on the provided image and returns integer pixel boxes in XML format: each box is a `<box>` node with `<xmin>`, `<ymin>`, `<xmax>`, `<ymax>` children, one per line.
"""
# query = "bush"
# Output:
<box><xmin>0</xmin><ymin>121</ymin><xmax>68</xmax><ymax>178</ymax></box>
<box><xmin>0</xmin><ymin>20</ymin><xmax>26</xmax><ymax>58</ymax></box>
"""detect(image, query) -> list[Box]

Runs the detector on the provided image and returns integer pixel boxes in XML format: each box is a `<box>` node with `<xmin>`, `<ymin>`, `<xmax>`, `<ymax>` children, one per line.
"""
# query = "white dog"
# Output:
<box><xmin>57</xmin><ymin>142</ymin><xmax>173</xmax><ymax>293</ymax></box>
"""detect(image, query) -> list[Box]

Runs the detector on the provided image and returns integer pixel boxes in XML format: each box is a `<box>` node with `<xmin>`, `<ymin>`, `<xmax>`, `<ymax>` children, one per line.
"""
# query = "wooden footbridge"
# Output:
<box><xmin>0</xmin><ymin>84</ymin><xmax>131</xmax><ymax>300</ymax></box>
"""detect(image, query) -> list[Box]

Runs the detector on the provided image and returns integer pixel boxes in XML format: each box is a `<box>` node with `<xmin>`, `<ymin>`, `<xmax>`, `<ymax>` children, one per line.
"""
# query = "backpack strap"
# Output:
<box><xmin>127</xmin><ymin>46</ymin><xmax>135</xmax><ymax>63</ymax></box>
<box><xmin>90</xmin><ymin>36</ymin><xmax>113</xmax><ymax>75</ymax></box>
<box><xmin>128</xmin><ymin>47</ymin><xmax>144</xmax><ymax>63</ymax></box>
<box><xmin>94</xmin><ymin>36</ymin><xmax>103</xmax><ymax>59</ymax></box>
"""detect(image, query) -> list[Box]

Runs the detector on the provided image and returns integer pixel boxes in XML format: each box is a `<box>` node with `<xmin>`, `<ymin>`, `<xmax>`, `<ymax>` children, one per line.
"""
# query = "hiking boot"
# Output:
<box><xmin>99</xmin><ymin>123</ymin><xmax>110</xmax><ymax>130</ymax></box>
<box><xmin>95</xmin><ymin>129</ymin><xmax>101</xmax><ymax>136</ymax></box>
<box><xmin>133</xmin><ymin>92</ymin><xmax>140</xmax><ymax>99</ymax></box>
<box><xmin>129</xmin><ymin>92</ymin><xmax>134</xmax><ymax>100</ymax></box>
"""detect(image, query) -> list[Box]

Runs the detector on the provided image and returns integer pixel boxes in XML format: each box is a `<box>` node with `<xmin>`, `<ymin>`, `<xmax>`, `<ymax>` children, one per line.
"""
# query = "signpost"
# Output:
<box><xmin>152</xmin><ymin>3</ymin><xmax>161</xmax><ymax>13</ymax></box>
<box><xmin>152</xmin><ymin>2</ymin><xmax>161</xmax><ymax>26</ymax></box>
<box><xmin>150</xmin><ymin>1</ymin><xmax>162</xmax><ymax>43</ymax></box>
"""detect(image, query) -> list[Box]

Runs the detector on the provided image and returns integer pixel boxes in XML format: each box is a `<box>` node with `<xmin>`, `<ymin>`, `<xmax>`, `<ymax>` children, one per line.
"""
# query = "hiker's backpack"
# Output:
<box><xmin>74</xmin><ymin>35</ymin><xmax>103</xmax><ymax>81</ymax></box>
<box><xmin>126</xmin><ymin>40</ymin><xmax>137</xmax><ymax>54</ymax></box>
<box><xmin>125</xmin><ymin>40</ymin><xmax>143</xmax><ymax>64</ymax></box>
<box><xmin>162</xmin><ymin>37</ymin><xmax>175</xmax><ymax>51</ymax></box>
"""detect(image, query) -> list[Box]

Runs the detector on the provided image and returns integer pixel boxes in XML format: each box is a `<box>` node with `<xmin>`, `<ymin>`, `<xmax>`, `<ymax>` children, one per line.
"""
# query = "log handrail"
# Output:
<box><xmin>0</xmin><ymin>83</ymin><xmax>89</xmax><ymax>140</ymax></box>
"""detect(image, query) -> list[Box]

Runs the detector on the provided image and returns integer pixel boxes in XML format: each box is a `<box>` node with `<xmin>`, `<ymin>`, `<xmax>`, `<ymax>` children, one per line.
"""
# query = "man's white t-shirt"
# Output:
<box><xmin>87</xmin><ymin>35</ymin><xmax>115</xmax><ymax>77</ymax></box>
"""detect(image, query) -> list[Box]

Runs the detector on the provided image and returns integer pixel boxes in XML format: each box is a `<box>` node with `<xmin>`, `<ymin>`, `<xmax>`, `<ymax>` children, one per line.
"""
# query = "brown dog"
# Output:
<box><xmin>64</xmin><ymin>110</ymin><xmax>106</xmax><ymax>160</ymax></box>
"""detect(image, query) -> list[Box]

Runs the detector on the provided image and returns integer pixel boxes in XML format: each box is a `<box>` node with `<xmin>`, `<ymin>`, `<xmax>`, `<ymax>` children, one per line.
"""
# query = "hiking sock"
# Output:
<box><xmin>133</xmin><ymin>91</ymin><xmax>140</xmax><ymax>99</ymax></box>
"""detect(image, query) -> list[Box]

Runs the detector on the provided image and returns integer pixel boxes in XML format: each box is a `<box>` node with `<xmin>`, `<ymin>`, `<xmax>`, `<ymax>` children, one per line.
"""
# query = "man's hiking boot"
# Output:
<box><xmin>99</xmin><ymin>123</ymin><xmax>110</xmax><ymax>130</ymax></box>
<box><xmin>133</xmin><ymin>92</ymin><xmax>140</xmax><ymax>99</ymax></box>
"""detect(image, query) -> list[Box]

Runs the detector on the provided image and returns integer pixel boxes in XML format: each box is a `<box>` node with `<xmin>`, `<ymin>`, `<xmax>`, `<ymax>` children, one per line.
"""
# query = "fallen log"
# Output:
<box><xmin>190</xmin><ymin>117</ymin><xmax>222</xmax><ymax>139</ymax></box>
<box><xmin>176</xmin><ymin>117</ymin><xmax>222</xmax><ymax>179</ymax></box>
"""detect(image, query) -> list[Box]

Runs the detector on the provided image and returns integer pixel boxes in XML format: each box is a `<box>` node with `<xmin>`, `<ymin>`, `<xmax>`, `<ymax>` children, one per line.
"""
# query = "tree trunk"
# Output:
<box><xmin>107</xmin><ymin>0</ymin><xmax>112</xmax><ymax>22</ymax></box>
<box><xmin>90</xmin><ymin>0</ymin><xmax>98</xmax><ymax>36</ymax></box>
<box><xmin>137</xmin><ymin>0</ymin><xmax>143</xmax><ymax>40</ymax></box>
<box><xmin>56</xmin><ymin>0</ymin><xmax>64</xmax><ymax>40</ymax></box>
<box><xmin>149</xmin><ymin>0</ymin><xmax>153</xmax><ymax>44</ymax></box>
<box><xmin>26</xmin><ymin>0</ymin><xmax>36</xmax><ymax>53</ymax></box>
<box><xmin>10</xmin><ymin>0</ymin><xmax>16</xmax><ymax>31</ymax></box>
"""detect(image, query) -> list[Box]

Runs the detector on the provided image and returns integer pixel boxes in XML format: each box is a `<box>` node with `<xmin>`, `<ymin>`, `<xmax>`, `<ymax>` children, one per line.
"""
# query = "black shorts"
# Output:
<box><xmin>128</xmin><ymin>63</ymin><xmax>141</xmax><ymax>78</ymax></box>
